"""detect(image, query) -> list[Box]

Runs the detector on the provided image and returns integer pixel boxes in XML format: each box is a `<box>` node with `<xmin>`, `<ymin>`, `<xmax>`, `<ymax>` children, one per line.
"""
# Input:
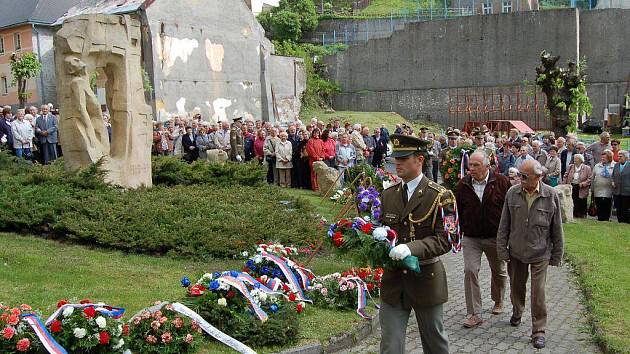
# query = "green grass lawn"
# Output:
<box><xmin>0</xmin><ymin>232</ymin><xmax>364</xmax><ymax>353</ymax></box>
<box><xmin>563</xmin><ymin>220</ymin><xmax>630</xmax><ymax>353</ymax></box>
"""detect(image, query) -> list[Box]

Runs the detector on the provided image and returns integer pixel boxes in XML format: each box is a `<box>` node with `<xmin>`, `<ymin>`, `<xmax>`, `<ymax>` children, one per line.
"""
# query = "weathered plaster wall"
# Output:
<box><xmin>145</xmin><ymin>0</ymin><xmax>300</xmax><ymax>123</ymax></box>
<box><xmin>32</xmin><ymin>25</ymin><xmax>57</xmax><ymax>106</ymax></box>
<box><xmin>268</xmin><ymin>55</ymin><xmax>306</xmax><ymax>123</ymax></box>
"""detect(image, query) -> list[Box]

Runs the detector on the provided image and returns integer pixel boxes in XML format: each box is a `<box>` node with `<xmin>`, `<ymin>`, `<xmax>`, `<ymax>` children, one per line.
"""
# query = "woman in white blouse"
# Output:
<box><xmin>563</xmin><ymin>154</ymin><xmax>592</xmax><ymax>218</ymax></box>
<box><xmin>10</xmin><ymin>109</ymin><xmax>34</xmax><ymax>160</ymax></box>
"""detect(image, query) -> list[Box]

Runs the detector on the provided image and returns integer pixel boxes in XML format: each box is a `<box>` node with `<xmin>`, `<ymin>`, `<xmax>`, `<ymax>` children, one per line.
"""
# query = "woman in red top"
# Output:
<box><xmin>254</xmin><ymin>129</ymin><xmax>266</xmax><ymax>164</ymax></box>
<box><xmin>321</xmin><ymin>129</ymin><xmax>337</xmax><ymax>168</ymax></box>
<box><xmin>306</xmin><ymin>128</ymin><xmax>325</xmax><ymax>191</ymax></box>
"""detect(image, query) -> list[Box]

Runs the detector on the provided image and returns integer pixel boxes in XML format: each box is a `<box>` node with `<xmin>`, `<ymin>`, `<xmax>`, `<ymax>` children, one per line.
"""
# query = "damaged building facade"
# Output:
<box><xmin>57</xmin><ymin>0</ymin><xmax>305</xmax><ymax>123</ymax></box>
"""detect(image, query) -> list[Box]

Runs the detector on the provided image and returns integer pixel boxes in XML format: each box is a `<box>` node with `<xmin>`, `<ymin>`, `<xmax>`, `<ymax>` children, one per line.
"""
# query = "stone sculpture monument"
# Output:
<box><xmin>312</xmin><ymin>161</ymin><xmax>341</xmax><ymax>197</ymax></box>
<box><xmin>55</xmin><ymin>14</ymin><xmax>153</xmax><ymax>188</ymax></box>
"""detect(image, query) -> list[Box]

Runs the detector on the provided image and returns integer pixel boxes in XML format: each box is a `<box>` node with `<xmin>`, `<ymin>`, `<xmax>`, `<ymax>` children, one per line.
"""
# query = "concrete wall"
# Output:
<box><xmin>32</xmin><ymin>25</ymin><xmax>56</xmax><ymax>106</ymax></box>
<box><xmin>268</xmin><ymin>55</ymin><xmax>306</xmax><ymax>123</ymax></box>
<box><xmin>145</xmin><ymin>0</ymin><xmax>302</xmax><ymax>123</ymax></box>
<box><xmin>325</xmin><ymin>8</ymin><xmax>630</xmax><ymax>128</ymax></box>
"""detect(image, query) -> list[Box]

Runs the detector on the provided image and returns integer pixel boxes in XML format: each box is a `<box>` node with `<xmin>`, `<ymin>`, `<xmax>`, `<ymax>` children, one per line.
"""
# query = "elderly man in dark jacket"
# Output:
<box><xmin>455</xmin><ymin>151</ymin><xmax>511</xmax><ymax>328</ymax></box>
<box><xmin>497</xmin><ymin>159</ymin><xmax>564</xmax><ymax>350</ymax></box>
<box><xmin>612</xmin><ymin>150</ymin><xmax>630</xmax><ymax>223</ymax></box>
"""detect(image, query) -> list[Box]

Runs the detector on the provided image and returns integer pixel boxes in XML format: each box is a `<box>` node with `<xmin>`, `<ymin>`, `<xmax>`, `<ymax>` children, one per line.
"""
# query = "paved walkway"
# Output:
<box><xmin>340</xmin><ymin>252</ymin><xmax>599</xmax><ymax>354</ymax></box>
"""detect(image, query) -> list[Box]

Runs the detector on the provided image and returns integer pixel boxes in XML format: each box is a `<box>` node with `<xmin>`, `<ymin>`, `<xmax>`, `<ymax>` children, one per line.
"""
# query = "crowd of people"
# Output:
<box><xmin>151</xmin><ymin>116</ymin><xmax>391</xmax><ymax>190</ymax></box>
<box><xmin>0</xmin><ymin>104</ymin><xmax>62</xmax><ymax>165</ymax></box>
<box><xmin>440</xmin><ymin>126</ymin><xmax>629</xmax><ymax>224</ymax></box>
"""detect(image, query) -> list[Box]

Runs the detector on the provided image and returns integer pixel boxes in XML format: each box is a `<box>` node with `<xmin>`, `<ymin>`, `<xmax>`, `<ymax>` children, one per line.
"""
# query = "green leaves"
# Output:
<box><xmin>258</xmin><ymin>0</ymin><xmax>318</xmax><ymax>42</ymax></box>
<box><xmin>0</xmin><ymin>153</ymin><xmax>319</xmax><ymax>259</ymax></box>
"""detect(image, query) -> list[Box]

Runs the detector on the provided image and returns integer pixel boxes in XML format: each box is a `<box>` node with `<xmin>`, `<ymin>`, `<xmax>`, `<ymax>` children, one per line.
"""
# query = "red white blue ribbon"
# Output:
<box><xmin>460</xmin><ymin>149</ymin><xmax>469</xmax><ymax>179</ymax></box>
<box><xmin>440</xmin><ymin>202</ymin><xmax>462</xmax><ymax>254</ymax></box>
<box><xmin>45</xmin><ymin>303</ymin><xmax>125</xmax><ymax>326</ymax></box>
<box><xmin>236</xmin><ymin>272</ymin><xmax>284</xmax><ymax>296</ymax></box>
<box><xmin>219</xmin><ymin>276</ymin><xmax>269</xmax><ymax>322</ymax></box>
<box><xmin>261</xmin><ymin>251</ymin><xmax>311</xmax><ymax>303</ymax></box>
<box><xmin>134</xmin><ymin>302</ymin><xmax>256</xmax><ymax>354</ymax></box>
<box><xmin>343</xmin><ymin>277</ymin><xmax>375</xmax><ymax>320</ymax></box>
<box><xmin>266</xmin><ymin>277</ymin><xmax>283</xmax><ymax>291</ymax></box>
<box><xmin>21</xmin><ymin>314</ymin><xmax>67</xmax><ymax>354</ymax></box>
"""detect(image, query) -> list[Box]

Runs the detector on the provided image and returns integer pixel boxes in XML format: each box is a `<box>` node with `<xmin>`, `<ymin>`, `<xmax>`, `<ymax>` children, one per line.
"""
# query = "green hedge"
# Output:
<box><xmin>0</xmin><ymin>153</ymin><xmax>318</xmax><ymax>258</ymax></box>
<box><xmin>152</xmin><ymin>156</ymin><xmax>265</xmax><ymax>187</ymax></box>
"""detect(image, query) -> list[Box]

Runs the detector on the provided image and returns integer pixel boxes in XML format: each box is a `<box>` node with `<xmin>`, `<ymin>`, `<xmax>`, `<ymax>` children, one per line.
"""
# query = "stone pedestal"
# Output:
<box><xmin>554</xmin><ymin>184</ymin><xmax>574</xmax><ymax>223</ymax></box>
<box><xmin>313</xmin><ymin>161</ymin><xmax>341</xmax><ymax>196</ymax></box>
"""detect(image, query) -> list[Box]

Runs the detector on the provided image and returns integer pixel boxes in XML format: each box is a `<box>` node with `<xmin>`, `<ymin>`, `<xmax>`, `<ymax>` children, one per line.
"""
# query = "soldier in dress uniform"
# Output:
<box><xmin>439</xmin><ymin>129</ymin><xmax>459</xmax><ymax>163</ymax></box>
<box><xmin>380</xmin><ymin>134</ymin><xmax>458</xmax><ymax>354</ymax></box>
<box><xmin>230</xmin><ymin>117</ymin><xmax>244</xmax><ymax>161</ymax></box>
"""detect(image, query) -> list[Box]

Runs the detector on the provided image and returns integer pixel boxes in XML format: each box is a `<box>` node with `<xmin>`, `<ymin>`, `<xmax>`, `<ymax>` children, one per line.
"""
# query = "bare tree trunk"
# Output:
<box><xmin>551</xmin><ymin>108</ymin><xmax>570</xmax><ymax>137</ymax></box>
<box><xmin>18</xmin><ymin>79</ymin><xmax>26</xmax><ymax>108</ymax></box>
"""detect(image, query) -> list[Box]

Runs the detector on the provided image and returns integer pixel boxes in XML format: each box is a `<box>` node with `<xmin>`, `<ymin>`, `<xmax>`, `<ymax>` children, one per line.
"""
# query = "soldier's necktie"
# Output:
<box><xmin>402</xmin><ymin>184</ymin><xmax>408</xmax><ymax>206</ymax></box>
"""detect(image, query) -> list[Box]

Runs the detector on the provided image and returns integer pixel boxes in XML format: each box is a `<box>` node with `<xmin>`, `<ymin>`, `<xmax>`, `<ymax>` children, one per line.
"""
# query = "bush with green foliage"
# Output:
<box><xmin>258</xmin><ymin>0</ymin><xmax>318</xmax><ymax>42</ymax></box>
<box><xmin>273</xmin><ymin>41</ymin><xmax>343</xmax><ymax>109</ymax></box>
<box><xmin>152</xmin><ymin>156</ymin><xmax>265</xmax><ymax>187</ymax></box>
<box><xmin>0</xmin><ymin>153</ymin><xmax>318</xmax><ymax>258</ymax></box>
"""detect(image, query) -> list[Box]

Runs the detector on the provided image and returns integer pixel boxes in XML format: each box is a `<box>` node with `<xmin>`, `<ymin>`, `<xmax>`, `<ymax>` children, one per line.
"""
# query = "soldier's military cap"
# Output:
<box><xmin>390</xmin><ymin>134</ymin><xmax>430</xmax><ymax>158</ymax></box>
<box><xmin>232</xmin><ymin>116</ymin><xmax>243</xmax><ymax>122</ymax></box>
<box><xmin>447</xmin><ymin>130</ymin><xmax>459</xmax><ymax>138</ymax></box>
<box><xmin>419</xmin><ymin>126</ymin><xmax>428</xmax><ymax>131</ymax></box>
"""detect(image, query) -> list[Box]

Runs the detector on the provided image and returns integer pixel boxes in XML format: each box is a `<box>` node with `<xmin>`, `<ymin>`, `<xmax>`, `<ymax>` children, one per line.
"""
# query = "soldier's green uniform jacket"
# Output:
<box><xmin>380</xmin><ymin>176</ymin><xmax>455</xmax><ymax>309</ymax></box>
<box><xmin>229</xmin><ymin>123</ymin><xmax>244</xmax><ymax>160</ymax></box>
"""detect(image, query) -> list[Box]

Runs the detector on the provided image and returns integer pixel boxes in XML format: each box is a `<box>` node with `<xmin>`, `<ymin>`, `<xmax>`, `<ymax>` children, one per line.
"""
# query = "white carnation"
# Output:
<box><xmin>73</xmin><ymin>327</ymin><xmax>87</xmax><ymax>339</ymax></box>
<box><xmin>95</xmin><ymin>316</ymin><xmax>107</xmax><ymax>329</ymax></box>
<box><xmin>217</xmin><ymin>298</ymin><xmax>227</xmax><ymax>307</ymax></box>
<box><xmin>258</xmin><ymin>292</ymin><xmax>268</xmax><ymax>302</ymax></box>
<box><xmin>372</xmin><ymin>227</ymin><xmax>389</xmax><ymax>241</ymax></box>
<box><xmin>113</xmin><ymin>338</ymin><xmax>125</xmax><ymax>350</ymax></box>
<box><xmin>253</xmin><ymin>255</ymin><xmax>263</xmax><ymax>264</ymax></box>
<box><xmin>241</xmin><ymin>251</ymin><xmax>249</xmax><ymax>258</ymax></box>
<box><xmin>62</xmin><ymin>306</ymin><xmax>74</xmax><ymax>317</ymax></box>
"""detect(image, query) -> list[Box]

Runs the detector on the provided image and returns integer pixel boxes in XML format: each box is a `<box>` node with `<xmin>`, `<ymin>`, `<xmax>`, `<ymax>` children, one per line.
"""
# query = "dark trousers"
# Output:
<box><xmin>594</xmin><ymin>197</ymin><xmax>612</xmax><ymax>221</ymax></box>
<box><xmin>572</xmin><ymin>184</ymin><xmax>587</xmax><ymax>218</ymax></box>
<box><xmin>41</xmin><ymin>142</ymin><xmax>58</xmax><ymax>165</ymax></box>
<box><xmin>614</xmin><ymin>195</ymin><xmax>630</xmax><ymax>223</ymax></box>
<box><xmin>432</xmin><ymin>160</ymin><xmax>439</xmax><ymax>183</ymax></box>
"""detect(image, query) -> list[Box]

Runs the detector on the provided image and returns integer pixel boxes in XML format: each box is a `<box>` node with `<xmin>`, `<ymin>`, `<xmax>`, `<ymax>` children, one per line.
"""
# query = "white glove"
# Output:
<box><xmin>236</xmin><ymin>154</ymin><xmax>243</xmax><ymax>162</ymax></box>
<box><xmin>389</xmin><ymin>244</ymin><xmax>411</xmax><ymax>261</ymax></box>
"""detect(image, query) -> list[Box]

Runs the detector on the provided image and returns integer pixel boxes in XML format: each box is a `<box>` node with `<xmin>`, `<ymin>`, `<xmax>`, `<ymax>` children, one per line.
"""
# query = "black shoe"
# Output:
<box><xmin>510</xmin><ymin>315</ymin><xmax>521</xmax><ymax>327</ymax></box>
<box><xmin>532</xmin><ymin>336</ymin><xmax>545</xmax><ymax>349</ymax></box>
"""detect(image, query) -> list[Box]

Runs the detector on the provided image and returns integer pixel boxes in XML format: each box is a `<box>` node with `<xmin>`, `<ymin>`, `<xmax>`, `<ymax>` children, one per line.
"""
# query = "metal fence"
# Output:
<box><xmin>314</xmin><ymin>0</ymin><xmax>619</xmax><ymax>46</ymax></box>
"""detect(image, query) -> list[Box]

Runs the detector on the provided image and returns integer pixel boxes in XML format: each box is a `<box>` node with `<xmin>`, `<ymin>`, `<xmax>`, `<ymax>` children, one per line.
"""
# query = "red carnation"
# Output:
<box><xmin>50</xmin><ymin>320</ymin><xmax>62</xmax><ymax>333</ymax></box>
<box><xmin>7</xmin><ymin>314</ymin><xmax>19</xmax><ymax>326</ymax></box>
<box><xmin>19</xmin><ymin>304</ymin><xmax>32</xmax><ymax>312</ymax></box>
<box><xmin>367</xmin><ymin>283</ymin><xmax>375</xmax><ymax>291</ymax></box>
<box><xmin>2</xmin><ymin>327</ymin><xmax>15</xmax><ymax>340</ymax></box>
<box><xmin>83</xmin><ymin>307</ymin><xmax>96</xmax><ymax>318</ymax></box>
<box><xmin>79</xmin><ymin>299</ymin><xmax>91</xmax><ymax>304</ymax></box>
<box><xmin>226</xmin><ymin>291</ymin><xmax>236</xmax><ymax>299</ymax></box>
<box><xmin>16</xmin><ymin>338</ymin><xmax>30</xmax><ymax>352</ymax></box>
<box><xmin>122</xmin><ymin>324</ymin><xmax>129</xmax><ymax>336</ymax></box>
<box><xmin>288</xmin><ymin>293</ymin><xmax>297</xmax><ymax>302</ymax></box>
<box><xmin>242</xmin><ymin>267</ymin><xmax>250</xmax><ymax>272</ymax></box>
<box><xmin>56</xmin><ymin>300</ymin><xmax>68</xmax><ymax>308</ymax></box>
<box><xmin>333</xmin><ymin>232</ymin><xmax>344</xmax><ymax>247</ymax></box>
<box><xmin>99</xmin><ymin>331</ymin><xmax>110</xmax><ymax>345</ymax></box>
<box><xmin>361</xmin><ymin>223</ymin><xmax>373</xmax><ymax>234</ymax></box>
<box><xmin>296</xmin><ymin>303</ymin><xmax>304</xmax><ymax>313</ymax></box>
<box><xmin>189</xmin><ymin>284</ymin><xmax>206</xmax><ymax>296</ymax></box>
<box><xmin>282</xmin><ymin>284</ymin><xmax>290</xmax><ymax>292</ymax></box>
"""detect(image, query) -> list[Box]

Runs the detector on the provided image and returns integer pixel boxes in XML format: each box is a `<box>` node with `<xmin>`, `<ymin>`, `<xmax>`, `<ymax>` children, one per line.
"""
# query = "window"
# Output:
<box><xmin>0</xmin><ymin>37</ymin><xmax>4</xmax><ymax>55</ymax></box>
<box><xmin>1</xmin><ymin>77</ymin><xmax>8</xmax><ymax>95</ymax></box>
<box><xmin>482</xmin><ymin>2</ymin><xmax>493</xmax><ymax>14</ymax></box>
<box><xmin>14</xmin><ymin>32</ymin><xmax>21</xmax><ymax>51</ymax></box>
<box><xmin>502</xmin><ymin>0</ymin><xmax>513</xmax><ymax>13</ymax></box>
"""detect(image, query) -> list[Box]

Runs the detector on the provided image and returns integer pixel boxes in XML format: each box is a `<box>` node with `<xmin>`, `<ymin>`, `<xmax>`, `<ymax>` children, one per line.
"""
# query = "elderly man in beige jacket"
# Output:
<box><xmin>497</xmin><ymin>159</ymin><xmax>564</xmax><ymax>350</ymax></box>
<box><xmin>351</xmin><ymin>123</ymin><xmax>367</xmax><ymax>163</ymax></box>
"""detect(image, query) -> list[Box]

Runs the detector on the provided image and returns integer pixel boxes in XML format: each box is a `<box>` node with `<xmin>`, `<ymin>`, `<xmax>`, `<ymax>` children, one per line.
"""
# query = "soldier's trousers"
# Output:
<box><xmin>508</xmin><ymin>257</ymin><xmax>549</xmax><ymax>337</ymax></box>
<box><xmin>379</xmin><ymin>301</ymin><xmax>449</xmax><ymax>354</ymax></box>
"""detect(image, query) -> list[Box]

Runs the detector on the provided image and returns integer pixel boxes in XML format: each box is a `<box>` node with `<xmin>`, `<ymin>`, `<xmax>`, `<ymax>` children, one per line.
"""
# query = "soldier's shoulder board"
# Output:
<box><xmin>384</xmin><ymin>181</ymin><xmax>402</xmax><ymax>191</ymax></box>
<box><xmin>428</xmin><ymin>181</ymin><xmax>446</xmax><ymax>193</ymax></box>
